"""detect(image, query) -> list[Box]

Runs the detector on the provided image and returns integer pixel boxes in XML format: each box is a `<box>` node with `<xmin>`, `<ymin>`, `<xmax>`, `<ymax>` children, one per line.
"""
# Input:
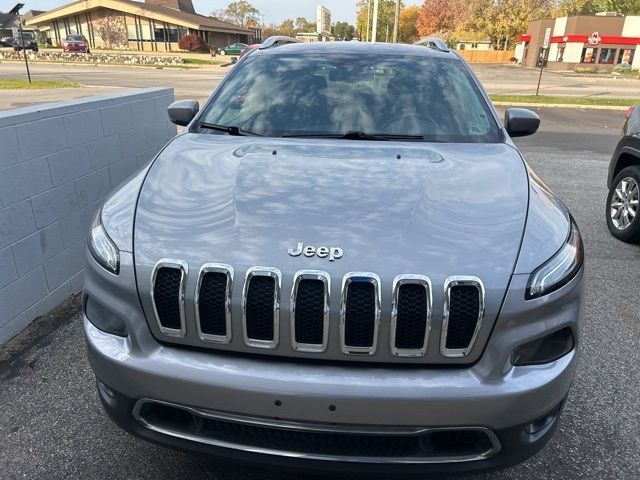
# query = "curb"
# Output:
<box><xmin>491</xmin><ymin>101</ymin><xmax>630</xmax><ymax>111</ymax></box>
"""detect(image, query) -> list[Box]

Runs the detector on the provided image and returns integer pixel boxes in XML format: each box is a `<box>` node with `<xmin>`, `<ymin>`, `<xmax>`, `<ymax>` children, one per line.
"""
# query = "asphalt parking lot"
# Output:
<box><xmin>0</xmin><ymin>61</ymin><xmax>638</xmax><ymax>110</ymax></box>
<box><xmin>1</xmin><ymin>106</ymin><xmax>639</xmax><ymax>479</ymax></box>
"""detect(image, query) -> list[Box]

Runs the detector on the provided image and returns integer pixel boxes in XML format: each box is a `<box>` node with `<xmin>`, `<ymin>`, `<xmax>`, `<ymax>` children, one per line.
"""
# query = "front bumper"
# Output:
<box><xmin>84</xmin><ymin>251</ymin><xmax>583</xmax><ymax>474</ymax></box>
<box><xmin>94</xmin><ymin>371</ymin><xmax>565</xmax><ymax>475</ymax></box>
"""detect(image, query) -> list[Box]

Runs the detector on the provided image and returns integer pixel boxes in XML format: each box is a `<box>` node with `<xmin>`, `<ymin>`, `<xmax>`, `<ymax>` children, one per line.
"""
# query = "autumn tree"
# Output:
<box><xmin>398</xmin><ymin>5</ymin><xmax>420</xmax><ymax>42</ymax></box>
<box><xmin>261</xmin><ymin>24</ymin><xmax>280</xmax><ymax>39</ymax></box>
<box><xmin>356</xmin><ymin>0</ymin><xmax>406</xmax><ymax>42</ymax></box>
<box><xmin>212</xmin><ymin>0</ymin><xmax>260</xmax><ymax>27</ymax></box>
<box><xmin>458</xmin><ymin>0</ymin><xmax>552</xmax><ymax>49</ymax></box>
<box><xmin>94</xmin><ymin>10</ymin><xmax>127</xmax><ymax>49</ymax></box>
<box><xmin>416</xmin><ymin>0</ymin><xmax>460</xmax><ymax>36</ymax></box>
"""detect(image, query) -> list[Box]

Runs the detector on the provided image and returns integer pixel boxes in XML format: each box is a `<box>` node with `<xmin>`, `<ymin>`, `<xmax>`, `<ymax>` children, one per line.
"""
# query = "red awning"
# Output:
<box><xmin>550</xmin><ymin>34</ymin><xmax>640</xmax><ymax>45</ymax></box>
<box><xmin>517</xmin><ymin>34</ymin><xmax>531</xmax><ymax>42</ymax></box>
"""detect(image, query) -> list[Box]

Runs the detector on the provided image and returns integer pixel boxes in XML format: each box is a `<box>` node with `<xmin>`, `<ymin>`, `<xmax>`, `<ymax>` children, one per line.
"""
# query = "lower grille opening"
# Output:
<box><xmin>245</xmin><ymin>275</ymin><xmax>276</xmax><ymax>341</ymax></box>
<box><xmin>153</xmin><ymin>267</ymin><xmax>183</xmax><ymax>331</ymax></box>
<box><xmin>446</xmin><ymin>285</ymin><xmax>481</xmax><ymax>350</ymax></box>
<box><xmin>136</xmin><ymin>400</ymin><xmax>500</xmax><ymax>462</ymax></box>
<box><xmin>344</xmin><ymin>282</ymin><xmax>376</xmax><ymax>348</ymax></box>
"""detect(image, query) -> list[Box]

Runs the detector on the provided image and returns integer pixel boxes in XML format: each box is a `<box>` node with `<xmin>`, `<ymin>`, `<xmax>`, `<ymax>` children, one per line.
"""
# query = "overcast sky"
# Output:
<box><xmin>25</xmin><ymin>1</ymin><xmax>423</xmax><ymax>25</ymax></box>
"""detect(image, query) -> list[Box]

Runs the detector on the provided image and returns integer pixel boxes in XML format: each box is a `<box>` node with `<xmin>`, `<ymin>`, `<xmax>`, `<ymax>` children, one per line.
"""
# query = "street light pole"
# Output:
<box><xmin>365</xmin><ymin>0</ymin><xmax>371</xmax><ymax>42</ymax></box>
<box><xmin>10</xmin><ymin>3</ymin><xmax>30</xmax><ymax>83</ymax></box>
<box><xmin>371</xmin><ymin>0</ymin><xmax>379</xmax><ymax>43</ymax></box>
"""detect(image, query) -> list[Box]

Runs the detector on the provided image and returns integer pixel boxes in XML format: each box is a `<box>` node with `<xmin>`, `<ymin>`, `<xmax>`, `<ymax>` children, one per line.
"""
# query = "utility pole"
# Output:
<box><xmin>10</xmin><ymin>3</ymin><xmax>30</xmax><ymax>83</ymax></box>
<box><xmin>392</xmin><ymin>0</ymin><xmax>400</xmax><ymax>43</ymax></box>
<box><xmin>371</xmin><ymin>0</ymin><xmax>379</xmax><ymax>43</ymax></box>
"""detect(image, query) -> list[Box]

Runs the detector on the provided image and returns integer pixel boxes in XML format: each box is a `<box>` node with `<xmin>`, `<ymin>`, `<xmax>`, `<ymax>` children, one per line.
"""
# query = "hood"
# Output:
<box><xmin>134</xmin><ymin>134</ymin><xmax>529</xmax><ymax>330</ymax></box>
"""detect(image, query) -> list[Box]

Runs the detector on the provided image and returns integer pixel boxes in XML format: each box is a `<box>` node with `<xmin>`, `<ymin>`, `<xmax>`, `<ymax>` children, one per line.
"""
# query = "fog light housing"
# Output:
<box><xmin>512</xmin><ymin>327</ymin><xmax>574</xmax><ymax>366</ymax></box>
<box><xmin>84</xmin><ymin>295</ymin><xmax>127</xmax><ymax>337</ymax></box>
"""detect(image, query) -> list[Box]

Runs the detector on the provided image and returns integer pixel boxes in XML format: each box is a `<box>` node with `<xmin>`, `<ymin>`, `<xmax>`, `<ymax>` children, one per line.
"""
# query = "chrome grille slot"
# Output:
<box><xmin>242</xmin><ymin>267</ymin><xmax>281</xmax><ymax>349</ymax></box>
<box><xmin>291</xmin><ymin>271</ymin><xmax>330</xmax><ymax>352</ymax></box>
<box><xmin>340</xmin><ymin>273</ymin><xmax>381</xmax><ymax>355</ymax></box>
<box><xmin>441</xmin><ymin>277</ymin><xmax>485</xmax><ymax>358</ymax></box>
<box><xmin>150</xmin><ymin>260</ymin><xmax>187</xmax><ymax>338</ymax></box>
<box><xmin>391</xmin><ymin>275</ymin><xmax>432</xmax><ymax>357</ymax></box>
<box><xmin>195</xmin><ymin>264</ymin><xmax>233</xmax><ymax>343</ymax></box>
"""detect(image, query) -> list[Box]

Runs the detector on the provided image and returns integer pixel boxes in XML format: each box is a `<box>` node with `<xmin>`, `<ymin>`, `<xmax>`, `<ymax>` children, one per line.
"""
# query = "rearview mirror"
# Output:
<box><xmin>167</xmin><ymin>99</ymin><xmax>199</xmax><ymax>126</ymax></box>
<box><xmin>504</xmin><ymin>108</ymin><xmax>540</xmax><ymax>137</ymax></box>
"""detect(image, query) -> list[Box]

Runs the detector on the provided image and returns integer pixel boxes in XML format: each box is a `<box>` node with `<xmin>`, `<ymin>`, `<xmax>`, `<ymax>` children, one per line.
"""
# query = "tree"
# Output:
<box><xmin>279</xmin><ymin>19</ymin><xmax>296</xmax><ymax>37</ymax></box>
<box><xmin>178</xmin><ymin>33</ymin><xmax>210</xmax><ymax>52</ymax></box>
<box><xmin>356</xmin><ymin>0</ymin><xmax>405</xmax><ymax>42</ymax></box>
<box><xmin>212</xmin><ymin>0</ymin><xmax>260</xmax><ymax>27</ymax></box>
<box><xmin>332</xmin><ymin>21</ymin><xmax>356</xmax><ymax>40</ymax></box>
<box><xmin>458</xmin><ymin>0</ymin><xmax>553</xmax><ymax>49</ymax></box>
<box><xmin>398</xmin><ymin>5</ymin><xmax>420</xmax><ymax>42</ymax></box>
<box><xmin>295</xmin><ymin>17</ymin><xmax>317</xmax><ymax>33</ymax></box>
<box><xmin>583</xmin><ymin>0</ymin><xmax>640</xmax><ymax>13</ymax></box>
<box><xmin>416</xmin><ymin>0</ymin><xmax>459</xmax><ymax>36</ymax></box>
<box><xmin>94</xmin><ymin>10</ymin><xmax>127</xmax><ymax>49</ymax></box>
<box><xmin>261</xmin><ymin>24</ymin><xmax>280</xmax><ymax>39</ymax></box>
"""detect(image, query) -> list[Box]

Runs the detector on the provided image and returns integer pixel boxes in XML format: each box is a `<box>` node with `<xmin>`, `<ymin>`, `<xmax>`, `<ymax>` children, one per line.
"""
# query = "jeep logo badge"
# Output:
<box><xmin>288</xmin><ymin>242</ymin><xmax>343</xmax><ymax>261</ymax></box>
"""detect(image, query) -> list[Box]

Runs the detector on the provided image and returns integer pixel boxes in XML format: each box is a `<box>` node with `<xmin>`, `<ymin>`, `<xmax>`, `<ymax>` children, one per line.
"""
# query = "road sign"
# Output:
<box><xmin>543</xmin><ymin>27</ymin><xmax>551</xmax><ymax>49</ymax></box>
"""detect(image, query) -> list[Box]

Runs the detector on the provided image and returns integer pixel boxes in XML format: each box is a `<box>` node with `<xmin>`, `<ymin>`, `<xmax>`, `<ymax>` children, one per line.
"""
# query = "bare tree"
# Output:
<box><xmin>94</xmin><ymin>11</ymin><xmax>127</xmax><ymax>49</ymax></box>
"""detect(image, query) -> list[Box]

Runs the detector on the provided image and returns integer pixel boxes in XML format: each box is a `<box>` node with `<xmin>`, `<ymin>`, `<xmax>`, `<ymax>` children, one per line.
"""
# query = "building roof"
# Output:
<box><xmin>25</xmin><ymin>0</ymin><xmax>253</xmax><ymax>34</ymax></box>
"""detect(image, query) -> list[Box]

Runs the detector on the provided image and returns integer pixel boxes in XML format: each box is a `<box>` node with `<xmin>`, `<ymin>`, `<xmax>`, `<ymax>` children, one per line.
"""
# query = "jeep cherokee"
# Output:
<box><xmin>83</xmin><ymin>40</ymin><xmax>584</xmax><ymax>475</ymax></box>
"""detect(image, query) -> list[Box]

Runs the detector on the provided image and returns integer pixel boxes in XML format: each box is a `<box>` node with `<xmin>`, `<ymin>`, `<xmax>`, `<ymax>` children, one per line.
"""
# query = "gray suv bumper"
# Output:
<box><xmin>83</xmin><ymin>251</ymin><xmax>583</xmax><ymax>473</ymax></box>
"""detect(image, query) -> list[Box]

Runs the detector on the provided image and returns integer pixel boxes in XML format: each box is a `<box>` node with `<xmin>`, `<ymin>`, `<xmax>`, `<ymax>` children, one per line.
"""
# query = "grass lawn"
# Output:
<box><xmin>0</xmin><ymin>78</ymin><xmax>83</xmax><ymax>89</ymax></box>
<box><xmin>490</xmin><ymin>94</ymin><xmax>640</xmax><ymax>107</ymax></box>
<box><xmin>183</xmin><ymin>57</ymin><xmax>226</xmax><ymax>66</ymax></box>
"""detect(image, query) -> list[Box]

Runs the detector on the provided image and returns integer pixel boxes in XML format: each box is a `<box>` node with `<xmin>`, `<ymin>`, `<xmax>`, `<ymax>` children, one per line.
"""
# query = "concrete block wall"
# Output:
<box><xmin>0</xmin><ymin>88</ymin><xmax>176</xmax><ymax>344</ymax></box>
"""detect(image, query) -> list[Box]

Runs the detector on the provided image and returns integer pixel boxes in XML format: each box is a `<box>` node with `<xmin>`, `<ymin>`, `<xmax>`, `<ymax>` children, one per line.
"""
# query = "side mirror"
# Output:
<box><xmin>167</xmin><ymin>99</ymin><xmax>199</xmax><ymax>126</ymax></box>
<box><xmin>504</xmin><ymin>108</ymin><xmax>540</xmax><ymax>137</ymax></box>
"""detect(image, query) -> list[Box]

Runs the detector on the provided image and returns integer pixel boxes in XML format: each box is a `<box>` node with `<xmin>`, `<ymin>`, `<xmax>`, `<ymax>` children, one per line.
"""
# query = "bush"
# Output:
<box><xmin>574</xmin><ymin>66</ymin><xmax>599</xmax><ymax>74</ymax></box>
<box><xmin>179</xmin><ymin>34</ymin><xmax>210</xmax><ymax>53</ymax></box>
<box><xmin>614</xmin><ymin>63</ymin><xmax>633</xmax><ymax>74</ymax></box>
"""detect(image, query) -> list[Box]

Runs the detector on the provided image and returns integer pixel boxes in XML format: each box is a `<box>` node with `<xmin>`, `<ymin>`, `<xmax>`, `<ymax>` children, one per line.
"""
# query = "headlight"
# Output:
<box><xmin>88</xmin><ymin>209</ymin><xmax>120</xmax><ymax>274</ymax></box>
<box><xmin>526</xmin><ymin>216</ymin><xmax>583</xmax><ymax>300</ymax></box>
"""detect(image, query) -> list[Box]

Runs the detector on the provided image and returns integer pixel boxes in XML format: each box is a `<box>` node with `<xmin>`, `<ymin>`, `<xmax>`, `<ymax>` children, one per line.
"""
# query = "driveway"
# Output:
<box><xmin>1</xmin><ymin>107</ymin><xmax>639</xmax><ymax>479</ymax></box>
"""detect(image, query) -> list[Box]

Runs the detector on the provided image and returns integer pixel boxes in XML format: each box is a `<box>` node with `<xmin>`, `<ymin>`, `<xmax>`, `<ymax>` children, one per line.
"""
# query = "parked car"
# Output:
<box><xmin>217</xmin><ymin>42</ymin><xmax>247</xmax><ymax>56</ymax></box>
<box><xmin>0</xmin><ymin>36</ymin><xmax>14</xmax><ymax>47</ymax></box>
<box><xmin>63</xmin><ymin>34</ymin><xmax>90</xmax><ymax>54</ymax></box>
<box><xmin>239</xmin><ymin>43</ymin><xmax>260</xmax><ymax>58</ymax></box>
<box><xmin>13</xmin><ymin>32</ymin><xmax>38</xmax><ymax>52</ymax></box>
<box><xmin>83</xmin><ymin>40</ymin><xmax>584</xmax><ymax>475</ymax></box>
<box><xmin>606</xmin><ymin>104</ymin><xmax>640</xmax><ymax>242</ymax></box>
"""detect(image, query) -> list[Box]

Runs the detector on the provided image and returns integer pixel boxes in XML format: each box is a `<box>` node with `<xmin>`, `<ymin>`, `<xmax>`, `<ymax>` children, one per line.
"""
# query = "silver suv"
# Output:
<box><xmin>83</xmin><ymin>40</ymin><xmax>584</xmax><ymax>475</ymax></box>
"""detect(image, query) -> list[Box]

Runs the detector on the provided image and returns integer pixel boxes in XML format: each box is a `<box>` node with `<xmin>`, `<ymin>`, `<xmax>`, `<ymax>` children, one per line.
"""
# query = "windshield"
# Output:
<box><xmin>67</xmin><ymin>35</ymin><xmax>84</xmax><ymax>41</ymax></box>
<box><xmin>198</xmin><ymin>53</ymin><xmax>500</xmax><ymax>143</ymax></box>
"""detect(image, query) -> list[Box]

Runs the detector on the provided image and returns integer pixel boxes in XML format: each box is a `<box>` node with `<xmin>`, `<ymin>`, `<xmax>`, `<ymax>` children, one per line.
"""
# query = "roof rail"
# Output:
<box><xmin>413</xmin><ymin>37</ymin><xmax>450</xmax><ymax>53</ymax></box>
<box><xmin>259</xmin><ymin>36</ymin><xmax>302</xmax><ymax>49</ymax></box>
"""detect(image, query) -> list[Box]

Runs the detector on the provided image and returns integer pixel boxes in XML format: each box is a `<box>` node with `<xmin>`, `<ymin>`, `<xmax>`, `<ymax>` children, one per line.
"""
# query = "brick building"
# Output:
<box><xmin>25</xmin><ymin>0</ymin><xmax>256</xmax><ymax>51</ymax></box>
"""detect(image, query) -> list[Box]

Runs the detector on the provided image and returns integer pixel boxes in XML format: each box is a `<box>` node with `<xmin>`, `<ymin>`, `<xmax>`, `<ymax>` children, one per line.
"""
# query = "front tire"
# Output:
<box><xmin>220</xmin><ymin>50</ymin><xmax>225</xmax><ymax>55</ymax></box>
<box><xmin>606</xmin><ymin>165</ymin><xmax>640</xmax><ymax>243</ymax></box>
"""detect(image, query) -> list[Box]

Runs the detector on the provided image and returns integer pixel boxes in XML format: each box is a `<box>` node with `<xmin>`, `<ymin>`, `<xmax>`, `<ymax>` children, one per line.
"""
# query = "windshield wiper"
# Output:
<box><xmin>283</xmin><ymin>131</ymin><xmax>424</xmax><ymax>141</ymax></box>
<box><xmin>198</xmin><ymin>122</ymin><xmax>262</xmax><ymax>136</ymax></box>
